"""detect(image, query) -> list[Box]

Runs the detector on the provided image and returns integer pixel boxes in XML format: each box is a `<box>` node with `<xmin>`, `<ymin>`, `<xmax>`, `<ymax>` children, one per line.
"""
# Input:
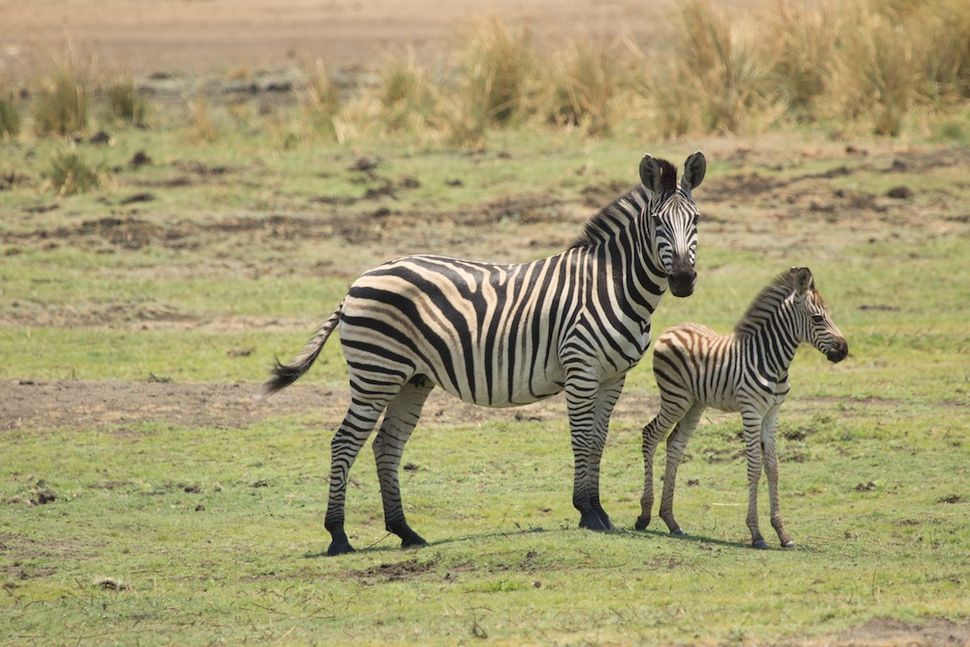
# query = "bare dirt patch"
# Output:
<box><xmin>795</xmin><ymin>617</ymin><xmax>970</xmax><ymax>647</ymax></box>
<box><xmin>0</xmin><ymin>379</ymin><xmax>658</xmax><ymax>433</ymax></box>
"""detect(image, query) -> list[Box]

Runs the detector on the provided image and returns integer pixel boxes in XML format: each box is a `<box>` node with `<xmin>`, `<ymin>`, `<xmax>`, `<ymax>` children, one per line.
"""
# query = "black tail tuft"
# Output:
<box><xmin>264</xmin><ymin>357</ymin><xmax>306</xmax><ymax>395</ymax></box>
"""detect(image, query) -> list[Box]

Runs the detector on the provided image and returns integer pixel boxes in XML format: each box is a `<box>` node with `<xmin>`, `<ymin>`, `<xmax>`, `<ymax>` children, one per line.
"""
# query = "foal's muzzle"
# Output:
<box><xmin>826</xmin><ymin>339</ymin><xmax>849</xmax><ymax>363</ymax></box>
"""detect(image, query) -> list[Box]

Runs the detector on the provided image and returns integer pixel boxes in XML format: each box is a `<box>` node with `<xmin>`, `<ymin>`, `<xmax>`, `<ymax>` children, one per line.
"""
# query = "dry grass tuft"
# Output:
<box><xmin>377</xmin><ymin>49</ymin><xmax>437</xmax><ymax>133</ymax></box>
<box><xmin>45</xmin><ymin>147</ymin><xmax>105</xmax><ymax>195</ymax></box>
<box><xmin>458</xmin><ymin>17</ymin><xmax>536</xmax><ymax>125</ymax></box>
<box><xmin>107</xmin><ymin>77</ymin><xmax>148</xmax><ymax>127</ymax></box>
<box><xmin>300</xmin><ymin>58</ymin><xmax>341</xmax><ymax>139</ymax></box>
<box><xmin>0</xmin><ymin>93</ymin><xmax>20</xmax><ymax>138</ymax></box>
<box><xmin>33</xmin><ymin>50</ymin><xmax>90</xmax><ymax>136</ymax></box>
<box><xmin>544</xmin><ymin>40</ymin><xmax>628</xmax><ymax>135</ymax></box>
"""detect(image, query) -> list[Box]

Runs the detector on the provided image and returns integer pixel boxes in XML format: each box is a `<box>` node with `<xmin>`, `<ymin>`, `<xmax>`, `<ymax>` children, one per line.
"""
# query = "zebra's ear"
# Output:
<box><xmin>639</xmin><ymin>154</ymin><xmax>663</xmax><ymax>194</ymax></box>
<box><xmin>791</xmin><ymin>266</ymin><xmax>814</xmax><ymax>295</ymax></box>
<box><xmin>682</xmin><ymin>151</ymin><xmax>706</xmax><ymax>191</ymax></box>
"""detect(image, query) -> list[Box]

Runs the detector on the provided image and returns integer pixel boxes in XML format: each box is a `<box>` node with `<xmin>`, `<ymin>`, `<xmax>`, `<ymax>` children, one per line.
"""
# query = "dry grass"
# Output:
<box><xmin>377</xmin><ymin>48</ymin><xmax>437</xmax><ymax>133</ymax></box>
<box><xmin>44</xmin><ymin>147</ymin><xmax>105</xmax><ymax>195</ymax></box>
<box><xmin>544</xmin><ymin>40</ymin><xmax>628</xmax><ymax>135</ymax></box>
<box><xmin>0</xmin><ymin>94</ymin><xmax>20</xmax><ymax>138</ymax></box>
<box><xmin>187</xmin><ymin>98</ymin><xmax>218</xmax><ymax>143</ymax></box>
<box><xmin>33</xmin><ymin>51</ymin><xmax>90</xmax><ymax>136</ymax></box>
<box><xmin>457</xmin><ymin>17</ymin><xmax>536</xmax><ymax>125</ymax></box>
<box><xmin>299</xmin><ymin>58</ymin><xmax>341</xmax><ymax>139</ymax></box>
<box><xmin>107</xmin><ymin>77</ymin><xmax>148</xmax><ymax>127</ymax></box>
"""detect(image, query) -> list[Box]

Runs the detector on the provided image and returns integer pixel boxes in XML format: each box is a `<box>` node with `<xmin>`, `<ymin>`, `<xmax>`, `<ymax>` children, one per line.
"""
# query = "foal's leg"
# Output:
<box><xmin>372</xmin><ymin>376</ymin><xmax>434</xmax><ymax>549</ymax></box>
<box><xmin>761</xmin><ymin>404</ymin><xmax>794</xmax><ymax>548</ymax></box>
<box><xmin>325</xmin><ymin>389</ymin><xmax>397</xmax><ymax>556</ymax></box>
<box><xmin>658</xmin><ymin>403</ymin><xmax>704</xmax><ymax>535</ymax></box>
<box><xmin>636</xmin><ymin>397</ymin><xmax>691</xmax><ymax>531</ymax></box>
<box><xmin>740</xmin><ymin>403</ymin><xmax>768</xmax><ymax>549</ymax></box>
<box><xmin>585</xmin><ymin>376</ymin><xmax>626</xmax><ymax>530</ymax></box>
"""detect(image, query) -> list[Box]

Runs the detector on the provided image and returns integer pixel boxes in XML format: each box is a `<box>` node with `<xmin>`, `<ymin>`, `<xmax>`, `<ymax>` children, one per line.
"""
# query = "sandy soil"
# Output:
<box><xmin>0</xmin><ymin>0</ymin><xmax>703</xmax><ymax>77</ymax></box>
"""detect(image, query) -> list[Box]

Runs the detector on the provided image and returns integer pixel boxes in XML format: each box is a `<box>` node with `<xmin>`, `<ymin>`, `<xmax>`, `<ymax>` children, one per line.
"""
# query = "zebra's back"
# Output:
<box><xmin>340</xmin><ymin>253</ymin><xmax>577</xmax><ymax>407</ymax></box>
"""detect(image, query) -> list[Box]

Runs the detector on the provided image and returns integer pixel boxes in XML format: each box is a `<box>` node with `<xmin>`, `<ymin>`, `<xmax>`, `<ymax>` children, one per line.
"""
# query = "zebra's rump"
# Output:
<box><xmin>339</xmin><ymin>253</ymin><xmax>572</xmax><ymax>407</ymax></box>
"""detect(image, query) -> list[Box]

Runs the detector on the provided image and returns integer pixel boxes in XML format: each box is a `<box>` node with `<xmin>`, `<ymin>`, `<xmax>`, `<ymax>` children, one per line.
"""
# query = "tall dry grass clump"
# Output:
<box><xmin>33</xmin><ymin>51</ymin><xmax>90</xmax><ymax>136</ymax></box>
<box><xmin>300</xmin><ymin>58</ymin><xmax>342</xmax><ymax>139</ymax></box>
<box><xmin>0</xmin><ymin>93</ymin><xmax>20</xmax><ymax>138</ymax></box>
<box><xmin>761</xmin><ymin>0</ymin><xmax>841</xmax><ymax>117</ymax></box>
<box><xmin>652</xmin><ymin>0</ymin><xmax>767</xmax><ymax>134</ymax></box>
<box><xmin>545</xmin><ymin>40</ymin><xmax>628</xmax><ymax>135</ymax></box>
<box><xmin>188</xmin><ymin>98</ymin><xmax>218</xmax><ymax>142</ymax></box>
<box><xmin>377</xmin><ymin>49</ymin><xmax>437</xmax><ymax>133</ymax></box>
<box><xmin>458</xmin><ymin>18</ymin><xmax>536</xmax><ymax>125</ymax></box>
<box><xmin>107</xmin><ymin>77</ymin><xmax>149</xmax><ymax>127</ymax></box>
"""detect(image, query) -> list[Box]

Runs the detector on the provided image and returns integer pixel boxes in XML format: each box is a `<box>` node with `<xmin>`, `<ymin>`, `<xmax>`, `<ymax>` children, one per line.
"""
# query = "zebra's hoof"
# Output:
<box><xmin>401</xmin><ymin>533</ymin><xmax>428</xmax><ymax>549</ymax></box>
<box><xmin>751</xmin><ymin>539</ymin><xmax>768</xmax><ymax>550</ymax></box>
<box><xmin>579</xmin><ymin>513</ymin><xmax>609</xmax><ymax>532</ymax></box>
<box><xmin>670</xmin><ymin>528</ymin><xmax>685</xmax><ymax>536</ymax></box>
<box><xmin>781</xmin><ymin>540</ymin><xmax>796</xmax><ymax>549</ymax></box>
<box><xmin>597</xmin><ymin>512</ymin><xmax>614</xmax><ymax>531</ymax></box>
<box><xmin>634</xmin><ymin>516</ymin><xmax>650</xmax><ymax>531</ymax></box>
<box><xmin>326</xmin><ymin>540</ymin><xmax>356</xmax><ymax>556</ymax></box>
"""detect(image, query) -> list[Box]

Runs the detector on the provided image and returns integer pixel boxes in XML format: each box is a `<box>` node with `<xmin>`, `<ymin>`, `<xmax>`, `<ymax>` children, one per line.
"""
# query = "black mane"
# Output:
<box><xmin>571</xmin><ymin>157</ymin><xmax>677</xmax><ymax>248</ymax></box>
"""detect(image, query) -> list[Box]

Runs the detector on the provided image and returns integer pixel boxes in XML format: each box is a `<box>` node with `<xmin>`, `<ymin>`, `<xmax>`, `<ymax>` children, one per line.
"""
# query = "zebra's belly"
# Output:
<box><xmin>432</xmin><ymin>364</ymin><xmax>566</xmax><ymax>408</ymax></box>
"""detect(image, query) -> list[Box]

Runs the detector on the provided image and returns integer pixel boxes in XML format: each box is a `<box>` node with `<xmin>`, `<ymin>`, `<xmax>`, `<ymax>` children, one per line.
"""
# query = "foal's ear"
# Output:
<box><xmin>681</xmin><ymin>151</ymin><xmax>706</xmax><ymax>191</ymax></box>
<box><xmin>639</xmin><ymin>154</ymin><xmax>663</xmax><ymax>194</ymax></box>
<box><xmin>791</xmin><ymin>266</ymin><xmax>814</xmax><ymax>295</ymax></box>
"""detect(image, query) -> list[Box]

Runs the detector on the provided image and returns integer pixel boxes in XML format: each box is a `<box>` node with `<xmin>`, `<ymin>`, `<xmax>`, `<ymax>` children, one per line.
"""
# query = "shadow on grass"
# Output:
<box><xmin>303</xmin><ymin>524</ymin><xmax>762</xmax><ymax>558</ymax></box>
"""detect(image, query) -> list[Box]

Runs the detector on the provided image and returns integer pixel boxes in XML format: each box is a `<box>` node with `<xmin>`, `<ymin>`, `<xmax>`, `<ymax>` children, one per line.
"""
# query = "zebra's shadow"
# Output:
<box><xmin>303</xmin><ymin>525</ymin><xmax>758</xmax><ymax>558</ymax></box>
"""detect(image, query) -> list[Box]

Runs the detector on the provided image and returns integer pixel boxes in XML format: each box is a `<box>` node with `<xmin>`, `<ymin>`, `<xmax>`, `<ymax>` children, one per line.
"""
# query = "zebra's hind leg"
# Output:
<box><xmin>636</xmin><ymin>399</ymin><xmax>691</xmax><ymax>531</ymax></box>
<box><xmin>373</xmin><ymin>376</ymin><xmax>434</xmax><ymax>549</ymax></box>
<box><xmin>658</xmin><ymin>404</ymin><xmax>704</xmax><ymax>536</ymax></box>
<box><xmin>325</xmin><ymin>391</ymin><xmax>398</xmax><ymax>556</ymax></box>
<box><xmin>740</xmin><ymin>405</ymin><xmax>768</xmax><ymax>549</ymax></box>
<box><xmin>761</xmin><ymin>404</ymin><xmax>794</xmax><ymax>548</ymax></box>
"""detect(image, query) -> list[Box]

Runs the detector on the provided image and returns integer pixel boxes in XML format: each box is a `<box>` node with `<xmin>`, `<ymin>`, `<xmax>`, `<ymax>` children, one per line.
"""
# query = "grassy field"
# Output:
<box><xmin>2</xmin><ymin>2</ymin><xmax>970</xmax><ymax>640</ymax></box>
<box><xmin>1</xmin><ymin>121</ymin><xmax>968</xmax><ymax>645</ymax></box>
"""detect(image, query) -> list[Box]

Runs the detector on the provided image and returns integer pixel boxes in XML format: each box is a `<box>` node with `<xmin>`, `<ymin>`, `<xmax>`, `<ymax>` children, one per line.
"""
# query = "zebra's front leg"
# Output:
<box><xmin>564</xmin><ymin>374</ymin><xmax>609</xmax><ymax>532</ymax></box>
<box><xmin>635</xmin><ymin>416</ymin><xmax>666</xmax><ymax>530</ymax></box>
<box><xmin>325</xmin><ymin>397</ymin><xmax>392</xmax><ymax>556</ymax></box>
<box><xmin>373</xmin><ymin>377</ymin><xmax>434</xmax><ymax>550</ymax></box>
<box><xmin>585</xmin><ymin>376</ymin><xmax>626</xmax><ymax>531</ymax></box>
<box><xmin>658</xmin><ymin>404</ymin><xmax>704</xmax><ymax>536</ymax></box>
<box><xmin>741</xmin><ymin>406</ymin><xmax>768</xmax><ymax>549</ymax></box>
<box><xmin>761</xmin><ymin>404</ymin><xmax>794</xmax><ymax>548</ymax></box>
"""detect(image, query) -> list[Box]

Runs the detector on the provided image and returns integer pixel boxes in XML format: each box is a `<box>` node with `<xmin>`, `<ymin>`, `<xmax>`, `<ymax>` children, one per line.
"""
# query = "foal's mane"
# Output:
<box><xmin>734</xmin><ymin>270</ymin><xmax>798</xmax><ymax>335</ymax></box>
<box><xmin>570</xmin><ymin>159</ymin><xmax>678</xmax><ymax>248</ymax></box>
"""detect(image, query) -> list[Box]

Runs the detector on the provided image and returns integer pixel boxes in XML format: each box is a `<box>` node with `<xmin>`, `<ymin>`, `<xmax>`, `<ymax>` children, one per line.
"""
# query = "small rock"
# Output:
<box><xmin>194</xmin><ymin>504</ymin><xmax>205</xmax><ymax>512</ymax></box>
<box><xmin>403</xmin><ymin>463</ymin><xmax>420</xmax><ymax>472</ymax></box>
<box><xmin>226</xmin><ymin>347</ymin><xmax>254</xmax><ymax>357</ymax></box>
<box><xmin>88</xmin><ymin>130</ymin><xmax>112</xmax><ymax>145</ymax></box>
<box><xmin>445</xmin><ymin>178</ymin><xmax>464</xmax><ymax>187</ymax></box>
<box><xmin>886</xmin><ymin>186</ymin><xmax>913</xmax><ymax>199</ymax></box>
<box><xmin>251</xmin><ymin>479</ymin><xmax>271</xmax><ymax>488</ymax></box>
<box><xmin>349</xmin><ymin>156</ymin><xmax>379</xmax><ymax>172</ymax></box>
<box><xmin>687</xmin><ymin>479</ymin><xmax>700</xmax><ymax>487</ymax></box>
<box><xmin>399</xmin><ymin>176</ymin><xmax>421</xmax><ymax>189</ymax></box>
<box><xmin>130</xmin><ymin>151</ymin><xmax>152</xmax><ymax>167</ymax></box>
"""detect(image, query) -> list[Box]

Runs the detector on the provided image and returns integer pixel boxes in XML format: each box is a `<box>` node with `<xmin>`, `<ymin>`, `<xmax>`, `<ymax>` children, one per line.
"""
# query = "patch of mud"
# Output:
<box><xmin>0</xmin><ymin>301</ymin><xmax>191</xmax><ymax>328</ymax></box>
<box><xmin>350</xmin><ymin>558</ymin><xmax>435</xmax><ymax>582</ymax></box>
<box><xmin>579</xmin><ymin>181</ymin><xmax>630</xmax><ymax>208</ymax></box>
<box><xmin>468</xmin><ymin>192</ymin><xmax>567</xmax><ymax>226</ymax></box>
<box><xmin>0</xmin><ymin>380</ymin><xmax>658</xmax><ymax>433</ymax></box>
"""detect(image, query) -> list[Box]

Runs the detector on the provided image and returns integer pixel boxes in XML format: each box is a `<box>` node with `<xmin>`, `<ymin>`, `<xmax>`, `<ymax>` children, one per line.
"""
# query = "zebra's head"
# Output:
<box><xmin>790</xmin><ymin>267</ymin><xmax>848</xmax><ymax>363</ymax></box>
<box><xmin>639</xmin><ymin>152</ymin><xmax>706</xmax><ymax>297</ymax></box>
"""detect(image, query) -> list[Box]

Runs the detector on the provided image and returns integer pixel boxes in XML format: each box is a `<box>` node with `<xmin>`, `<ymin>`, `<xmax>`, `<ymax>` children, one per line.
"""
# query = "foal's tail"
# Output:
<box><xmin>264</xmin><ymin>300</ymin><xmax>344</xmax><ymax>395</ymax></box>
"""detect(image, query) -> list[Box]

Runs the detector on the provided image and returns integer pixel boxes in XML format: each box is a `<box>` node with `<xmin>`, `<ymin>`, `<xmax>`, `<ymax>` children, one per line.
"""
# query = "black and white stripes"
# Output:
<box><xmin>635</xmin><ymin>267</ymin><xmax>848</xmax><ymax>548</ymax></box>
<box><xmin>267</xmin><ymin>151</ymin><xmax>707</xmax><ymax>556</ymax></box>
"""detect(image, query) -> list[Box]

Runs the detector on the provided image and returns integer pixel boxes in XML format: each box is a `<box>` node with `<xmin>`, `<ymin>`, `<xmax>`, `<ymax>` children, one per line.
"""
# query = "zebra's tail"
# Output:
<box><xmin>264</xmin><ymin>300</ymin><xmax>344</xmax><ymax>395</ymax></box>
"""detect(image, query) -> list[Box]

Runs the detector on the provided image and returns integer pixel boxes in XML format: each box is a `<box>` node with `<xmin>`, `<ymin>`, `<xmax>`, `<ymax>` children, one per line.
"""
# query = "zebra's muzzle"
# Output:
<box><xmin>826</xmin><ymin>339</ymin><xmax>848</xmax><ymax>363</ymax></box>
<box><xmin>668</xmin><ymin>266</ymin><xmax>697</xmax><ymax>298</ymax></box>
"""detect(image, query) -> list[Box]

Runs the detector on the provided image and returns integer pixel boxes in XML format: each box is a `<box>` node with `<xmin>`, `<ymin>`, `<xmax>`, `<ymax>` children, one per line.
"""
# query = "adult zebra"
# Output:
<box><xmin>267</xmin><ymin>151</ymin><xmax>707</xmax><ymax>556</ymax></box>
<box><xmin>635</xmin><ymin>267</ymin><xmax>848</xmax><ymax>548</ymax></box>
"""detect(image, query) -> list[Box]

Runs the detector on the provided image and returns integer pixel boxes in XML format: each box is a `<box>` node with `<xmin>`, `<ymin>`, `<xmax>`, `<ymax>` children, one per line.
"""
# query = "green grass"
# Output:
<box><xmin>1</xmin><ymin>102</ymin><xmax>968</xmax><ymax>643</ymax></box>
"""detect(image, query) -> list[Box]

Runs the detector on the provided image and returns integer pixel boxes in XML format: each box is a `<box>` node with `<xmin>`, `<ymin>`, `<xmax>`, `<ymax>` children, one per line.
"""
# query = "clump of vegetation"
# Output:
<box><xmin>107</xmin><ymin>77</ymin><xmax>148</xmax><ymax>127</ymax></box>
<box><xmin>44</xmin><ymin>147</ymin><xmax>105</xmax><ymax>195</ymax></box>
<box><xmin>0</xmin><ymin>94</ymin><xmax>20</xmax><ymax>138</ymax></box>
<box><xmin>33</xmin><ymin>53</ymin><xmax>90</xmax><ymax>136</ymax></box>
<box><xmin>187</xmin><ymin>98</ymin><xmax>218</xmax><ymax>143</ymax></box>
<box><xmin>545</xmin><ymin>40</ymin><xmax>627</xmax><ymax>135</ymax></box>
<box><xmin>377</xmin><ymin>49</ymin><xmax>437</xmax><ymax>133</ymax></box>
<box><xmin>458</xmin><ymin>18</ymin><xmax>536</xmax><ymax>125</ymax></box>
<box><xmin>300</xmin><ymin>58</ymin><xmax>341</xmax><ymax>139</ymax></box>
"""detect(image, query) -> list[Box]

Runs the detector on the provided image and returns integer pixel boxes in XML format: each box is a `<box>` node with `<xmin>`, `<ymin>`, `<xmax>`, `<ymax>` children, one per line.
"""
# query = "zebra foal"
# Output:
<box><xmin>635</xmin><ymin>267</ymin><xmax>847</xmax><ymax>548</ymax></box>
<box><xmin>267</xmin><ymin>151</ymin><xmax>707</xmax><ymax>556</ymax></box>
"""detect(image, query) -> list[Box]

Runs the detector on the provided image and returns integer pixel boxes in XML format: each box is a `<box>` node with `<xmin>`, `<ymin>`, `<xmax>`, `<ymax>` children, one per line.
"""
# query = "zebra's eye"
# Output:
<box><xmin>811</xmin><ymin>314</ymin><xmax>825</xmax><ymax>324</ymax></box>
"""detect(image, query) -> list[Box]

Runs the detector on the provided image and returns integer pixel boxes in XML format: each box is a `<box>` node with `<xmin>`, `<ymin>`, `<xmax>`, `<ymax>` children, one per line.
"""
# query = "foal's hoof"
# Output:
<box><xmin>326</xmin><ymin>540</ymin><xmax>356</xmax><ymax>556</ymax></box>
<box><xmin>781</xmin><ymin>540</ymin><xmax>796</xmax><ymax>549</ymax></box>
<box><xmin>579</xmin><ymin>513</ymin><xmax>609</xmax><ymax>532</ymax></box>
<box><xmin>634</xmin><ymin>516</ymin><xmax>650</xmax><ymax>531</ymax></box>
<box><xmin>751</xmin><ymin>539</ymin><xmax>768</xmax><ymax>550</ymax></box>
<box><xmin>670</xmin><ymin>528</ymin><xmax>685</xmax><ymax>536</ymax></box>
